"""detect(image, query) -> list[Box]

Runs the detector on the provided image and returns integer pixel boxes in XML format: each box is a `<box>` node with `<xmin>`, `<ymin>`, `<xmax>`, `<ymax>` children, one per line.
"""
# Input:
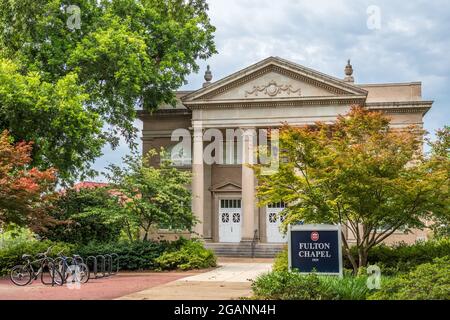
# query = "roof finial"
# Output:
<box><xmin>344</xmin><ymin>59</ymin><xmax>354</xmax><ymax>83</ymax></box>
<box><xmin>203</xmin><ymin>65</ymin><xmax>212</xmax><ymax>87</ymax></box>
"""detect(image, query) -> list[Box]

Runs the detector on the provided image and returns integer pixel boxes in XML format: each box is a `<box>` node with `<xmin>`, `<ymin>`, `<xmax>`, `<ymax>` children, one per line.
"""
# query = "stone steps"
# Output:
<box><xmin>204</xmin><ymin>242</ymin><xmax>286</xmax><ymax>258</ymax></box>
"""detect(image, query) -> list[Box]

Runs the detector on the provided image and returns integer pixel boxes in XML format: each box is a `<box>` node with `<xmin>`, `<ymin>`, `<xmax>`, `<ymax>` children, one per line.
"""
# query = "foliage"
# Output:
<box><xmin>106</xmin><ymin>150</ymin><xmax>196</xmax><ymax>241</ymax></box>
<box><xmin>273</xmin><ymin>246</ymin><xmax>288</xmax><ymax>272</ymax></box>
<box><xmin>39</xmin><ymin>187</ymin><xmax>124</xmax><ymax>245</ymax></box>
<box><xmin>369</xmin><ymin>256</ymin><xmax>450</xmax><ymax>300</ymax></box>
<box><xmin>254</xmin><ymin>106</ymin><xmax>449</xmax><ymax>272</ymax></box>
<box><xmin>343</xmin><ymin>238</ymin><xmax>450</xmax><ymax>275</ymax></box>
<box><xmin>0</xmin><ymin>239</ymin><xmax>74</xmax><ymax>276</ymax></box>
<box><xmin>252</xmin><ymin>271</ymin><xmax>370</xmax><ymax>300</ymax></box>
<box><xmin>0</xmin><ymin>60</ymin><xmax>104</xmax><ymax>182</ymax></box>
<box><xmin>0</xmin><ymin>0</ymin><xmax>216</xmax><ymax>180</ymax></box>
<box><xmin>426</xmin><ymin>126</ymin><xmax>450</xmax><ymax>238</ymax></box>
<box><xmin>154</xmin><ymin>239</ymin><xmax>216</xmax><ymax>270</ymax></box>
<box><xmin>75</xmin><ymin>240</ymin><xmax>172</xmax><ymax>270</ymax></box>
<box><xmin>0</xmin><ymin>130</ymin><xmax>58</xmax><ymax>231</ymax></box>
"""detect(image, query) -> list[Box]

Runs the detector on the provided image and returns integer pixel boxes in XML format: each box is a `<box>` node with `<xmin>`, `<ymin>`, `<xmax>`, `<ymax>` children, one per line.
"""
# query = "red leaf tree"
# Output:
<box><xmin>0</xmin><ymin>130</ymin><xmax>57</xmax><ymax>232</ymax></box>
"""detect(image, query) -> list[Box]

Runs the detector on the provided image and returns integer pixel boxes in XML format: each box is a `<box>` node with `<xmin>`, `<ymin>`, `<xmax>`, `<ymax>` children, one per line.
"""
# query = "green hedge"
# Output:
<box><xmin>251</xmin><ymin>271</ymin><xmax>371</xmax><ymax>300</ymax></box>
<box><xmin>75</xmin><ymin>240</ymin><xmax>174</xmax><ymax>271</ymax></box>
<box><xmin>344</xmin><ymin>238</ymin><xmax>450</xmax><ymax>274</ymax></box>
<box><xmin>369</xmin><ymin>256</ymin><xmax>450</xmax><ymax>300</ymax></box>
<box><xmin>154</xmin><ymin>240</ymin><xmax>217</xmax><ymax>270</ymax></box>
<box><xmin>0</xmin><ymin>240</ymin><xmax>74</xmax><ymax>276</ymax></box>
<box><xmin>1</xmin><ymin>237</ymin><xmax>217</xmax><ymax>275</ymax></box>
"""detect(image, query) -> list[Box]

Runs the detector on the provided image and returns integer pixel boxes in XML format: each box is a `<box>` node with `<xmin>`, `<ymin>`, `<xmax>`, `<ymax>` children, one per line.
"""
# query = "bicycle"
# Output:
<box><xmin>9</xmin><ymin>246</ymin><xmax>64</xmax><ymax>286</ymax></box>
<box><xmin>55</xmin><ymin>251</ymin><xmax>90</xmax><ymax>284</ymax></box>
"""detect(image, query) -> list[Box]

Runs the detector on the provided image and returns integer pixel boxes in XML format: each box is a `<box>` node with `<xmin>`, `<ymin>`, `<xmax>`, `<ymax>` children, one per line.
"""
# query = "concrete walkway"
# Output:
<box><xmin>118</xmin><ymin>259</ymin><xmax>273</xmax><ymax>300</ymax></box>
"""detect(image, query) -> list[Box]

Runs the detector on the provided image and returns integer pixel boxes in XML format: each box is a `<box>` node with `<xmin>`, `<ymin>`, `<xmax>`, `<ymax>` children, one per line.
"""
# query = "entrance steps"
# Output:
<box><xmin>204</xmin><ymin>242</ymin><xmax>285</xmax><ymax>258</ymax></box>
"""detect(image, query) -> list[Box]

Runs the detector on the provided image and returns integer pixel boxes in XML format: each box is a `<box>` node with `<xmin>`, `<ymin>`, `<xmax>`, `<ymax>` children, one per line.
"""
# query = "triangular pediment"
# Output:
<box><xmin>182</xmin><ymin>57</ymin><xmax>367</xmax><ymax>105</ymax></box>
<box><xmin>210</xmin><ymin>182</ymin><xmax>241</xmax><ymax>192</ymax></box>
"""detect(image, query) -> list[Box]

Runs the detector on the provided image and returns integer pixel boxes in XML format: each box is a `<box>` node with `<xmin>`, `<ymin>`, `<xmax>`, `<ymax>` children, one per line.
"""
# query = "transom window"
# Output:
<box><xmin>220</xmin><ymin>199</ymin><xmax>241</xmax><ymax>208</ymax></box>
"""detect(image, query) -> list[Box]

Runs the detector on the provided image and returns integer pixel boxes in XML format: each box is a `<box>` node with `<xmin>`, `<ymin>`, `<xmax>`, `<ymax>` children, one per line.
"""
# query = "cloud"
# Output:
<box><xmin>91</xmin><ymin>0</ymin><xmax>450</xmax><ymax>179</ymax></box>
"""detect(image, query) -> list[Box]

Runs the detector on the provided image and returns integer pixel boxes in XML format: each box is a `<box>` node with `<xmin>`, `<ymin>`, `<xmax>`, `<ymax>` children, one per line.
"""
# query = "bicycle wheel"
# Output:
<box><xmin>77</xmin><ymin>263</ymin><xmax>90</xmax><ymax>284</ymax></box>
<box><xmin>10</xmin><ymin>265</ymin><xmax>32</xmax><ymax>286</ymax></box>
<box><xmin>41</xmin><ymin>264</ymin><xmax>64</xmax><ymax>286</ymax></box>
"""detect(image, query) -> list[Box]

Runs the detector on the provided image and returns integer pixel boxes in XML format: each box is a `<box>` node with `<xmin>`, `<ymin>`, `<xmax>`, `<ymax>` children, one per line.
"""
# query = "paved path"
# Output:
<box><xmin>118</xmin><ymin>260</ymin><xmax>272</xmax><ymax>300</ymax></box>
<box><xmin>0</xmin><ymin>272</ymin><xmax>197</xmax><ymax>300</ymax></box>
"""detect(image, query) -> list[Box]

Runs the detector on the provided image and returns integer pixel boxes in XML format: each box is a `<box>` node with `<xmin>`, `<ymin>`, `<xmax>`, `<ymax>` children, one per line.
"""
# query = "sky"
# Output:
<box><xmin>91</xmin><ymin>0</ymin><xmax>450</xmax><ymax>181</ymax></box>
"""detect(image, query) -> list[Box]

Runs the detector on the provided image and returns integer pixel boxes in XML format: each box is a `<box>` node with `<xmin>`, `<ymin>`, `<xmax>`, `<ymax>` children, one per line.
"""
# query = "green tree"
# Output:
<box><xmin>426</xmin><ymin>126</ymin><xmax>450</xmax><ymax>238</ymax></box>
<box><xmin>255</xmin><ymin>106</ymin><xmax>449</xmax><ymax>273</ymax></box>
<box><xmin>40</xmin><ymin>187</ymin><xmax>124</xmax><ymax>244</ymax></box>
<box><xmin>0</xmin><ymin>59</ymin><xmax>105</xmax><ymax>181</ymax></box>
<box><xmin>106</xmin><ymin>150</ymin><xmax>195</xmax><ymax>241</ymax></box>
<box><xmin>0</xmin><ymin>0</ymin><xmax>216</xmax><ymax>151</ymax></box>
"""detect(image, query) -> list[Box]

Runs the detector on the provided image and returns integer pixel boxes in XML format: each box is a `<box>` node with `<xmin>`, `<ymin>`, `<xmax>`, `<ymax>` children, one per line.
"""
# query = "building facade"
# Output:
<box><xmin>138</xmin><ymin>57</ymin><xmax>432</xmax><ymax>249</ymax></box>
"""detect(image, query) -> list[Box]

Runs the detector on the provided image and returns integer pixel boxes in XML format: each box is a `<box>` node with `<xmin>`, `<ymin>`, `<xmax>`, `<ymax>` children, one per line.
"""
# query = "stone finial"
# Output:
<box><xmin>344</xmin><ymin>59</ymin><xmax>354</xmax><ymax>83</ymax></box>
<box><xmin>203</xmin><ymin>65</ymin><xmax>212</xmax><ymax>87</ymax></box>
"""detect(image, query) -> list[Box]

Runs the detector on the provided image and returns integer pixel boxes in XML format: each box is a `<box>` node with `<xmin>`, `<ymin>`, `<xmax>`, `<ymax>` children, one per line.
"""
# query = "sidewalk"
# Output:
<box><xmin>117</xmin><ymin>259</ymin><xmax>273</xmax><ymax>300</ymax></box>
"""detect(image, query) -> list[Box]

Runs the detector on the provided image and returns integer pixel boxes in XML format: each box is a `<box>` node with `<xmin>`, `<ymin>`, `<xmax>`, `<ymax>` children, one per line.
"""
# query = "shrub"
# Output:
<box><xmin>273</xmin><ymin>247</ymin><xmax>288</xmax><ymax>272</ymax></box>
<box><xmin>369</xmin><ymin>256</ymin><xmax>450</xmax><ymax>300</ymax></box>
<box><xmin>252</xmin><ymin>271</ymin><xmax>371</xmax><ymax>300</ymax></box>
<box><xmin>155</xmin><ymin>240</ymin><xmax>217</xmax><ymax>270</ymax></box>
<box><xmin>0</xmin><ymin>239</ymin><xmax>74</xmax><ymax>276</ymax></box>
<box><xmin>75</xmin><ymin>240</ymin><xmax>173</xmax><ymax>271</ymax></box>
<box><xmin>40</xmin><ymin>188</ymin><xmax>123</xmax><ymax>245</ymax></box>
<box><xmin>343</xmin><ymin>238</ymin><xmax>450</xmax><ymax>274</ymax></box>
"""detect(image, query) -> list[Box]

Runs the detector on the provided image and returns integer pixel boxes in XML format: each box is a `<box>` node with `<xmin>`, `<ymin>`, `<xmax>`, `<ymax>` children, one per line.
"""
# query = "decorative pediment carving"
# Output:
<box><xmin>244</xmin><ymin>80</ymin><xmax>301</xmax><ymax>97</ymax></box>
<box><xmin>210</xmin><ymin>182</ymin><xmax>241</xmax><ymax>192</ymax></box>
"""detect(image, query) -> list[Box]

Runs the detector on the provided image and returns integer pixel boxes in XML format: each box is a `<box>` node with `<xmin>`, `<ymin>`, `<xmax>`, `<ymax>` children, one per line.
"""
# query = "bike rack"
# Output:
<box><xmin>104</xmin><ymin>254</ymin><xmax>113</xmax><ymax>276</ymax></box>
<box><xmin>86</xmin><ymin>256</ymin><xmax>98</xmax><ymax>279</ymax></box>
<box><xmin>110</xmin><ymin>253</ymin><xmax>119</xmax><ymax>274</ymax></box>
<box><xmin>96</xmin><ymin>255</ymin><xmax>106</xmax><ymax>278</ymax></box>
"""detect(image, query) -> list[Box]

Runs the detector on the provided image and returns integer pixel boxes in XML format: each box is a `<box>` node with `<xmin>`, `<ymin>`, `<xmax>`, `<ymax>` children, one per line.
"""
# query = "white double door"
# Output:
<box><xmin>266</xmin><ymin>202</ymin><xmax>287</xmax><ymax>243</ymax></box>
<box><xmin>219</xmin><ymin>199</ymin><xmax>242</xmax><ymax>243</ymax></box>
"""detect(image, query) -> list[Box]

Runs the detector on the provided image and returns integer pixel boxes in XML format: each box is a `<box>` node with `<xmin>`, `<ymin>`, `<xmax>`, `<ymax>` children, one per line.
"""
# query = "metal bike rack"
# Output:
<box><xmin>96</xmin><ymin>255</ymin><xmax>106</xmax><ymax>278</ymax></box>
<box><xmin>86</xmin><ymin>256</ymin><xmax>98</xmax><ymax>279</ymax></box>
<box><xmin>104</xmin><ymin>254</ymin><xmax>113</xmax><ymax>276</ymax></box>
<box><xmin>110</xmin><ymin>253</ymin><xmax>119</xmax><ymax>274</ymax></box>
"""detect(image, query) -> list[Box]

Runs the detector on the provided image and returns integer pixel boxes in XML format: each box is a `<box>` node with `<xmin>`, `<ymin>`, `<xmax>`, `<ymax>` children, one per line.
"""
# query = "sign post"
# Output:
<box><xmin>288</xmin><ymin>224</ymin><xmax>343</xmax><ymax>277</ymax></box>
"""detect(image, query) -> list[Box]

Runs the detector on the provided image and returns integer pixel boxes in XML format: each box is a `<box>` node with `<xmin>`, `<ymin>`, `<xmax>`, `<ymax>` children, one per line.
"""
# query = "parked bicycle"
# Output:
<box><xmin>54</xmin><ymin>251</ymin><xmax>90</xmax><ymax>284</ymax></box>
<box><xmin>10</xmin><ymin>246</ymin><xmax>64</xmax><ymax>286</ymax></box>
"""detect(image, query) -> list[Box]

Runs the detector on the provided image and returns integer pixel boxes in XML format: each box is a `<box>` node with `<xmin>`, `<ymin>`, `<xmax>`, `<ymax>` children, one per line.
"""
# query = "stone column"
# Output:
<box><xmin>192</xmin><ymin>123</ymin><xmax>204</xmax><ymax>238</ymax></box>
<box><xmin>241</xmin><ymin>128</ymin><xmax>256</xmax><ymax>241</ymax></box>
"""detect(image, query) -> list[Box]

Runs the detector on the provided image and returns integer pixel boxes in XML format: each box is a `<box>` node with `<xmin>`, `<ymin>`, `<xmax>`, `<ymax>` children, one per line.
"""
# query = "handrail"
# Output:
<box><xmin>251</xmin><ymin>229</ymin><xmax>258</xmax><ymax>258</ymax></box>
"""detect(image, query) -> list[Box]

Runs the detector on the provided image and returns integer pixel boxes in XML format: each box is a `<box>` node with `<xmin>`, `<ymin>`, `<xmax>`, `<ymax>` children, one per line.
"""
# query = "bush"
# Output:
<box><xmin>76</xmin><ymin>240</ymin><xmax>173</xmax><ymax>271</ymax></box>
<box><xmin>0</xmin><ymin>239</ymin><xmax>74</xmax><ymax>276</ymax></box>
<box><xmin>273</xmin><ymin>247</ymin><xmax>288</xmax><ymax>272</ymax></box>
<box><xmin>40</xmin><ymin>188</ymin><xmax>123</xmax><ymax>245</ymax></box>
<box><xmin>344</xmin><ymin>238</ymin><xmax>450</xmax><ymax>274</ymax></box>
<box><xmin>155</xmin><ymin>239</ymin><xmax>217</xmax><ymax>270</ymax></box>
<box><xmin>252</xmin><ymin>271</ymin><xmax>371</xmax><ymax>300</ymax></box>
<box><xmin>369</xmin><ymin>256</ymin><xmax>450</xmax><ymax>300</ymax></box>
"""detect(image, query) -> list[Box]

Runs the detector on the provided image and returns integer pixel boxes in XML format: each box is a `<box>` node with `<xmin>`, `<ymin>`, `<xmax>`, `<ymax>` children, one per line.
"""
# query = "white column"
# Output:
<box><xmin>192</xmin><ymin>123</ymin><xmax>204</xmax><ymax>237</ymax></box>
<box><xmin>241</xmin><ymin>128</ymin><xmax>256</xmax><ymax>241</ymax></box>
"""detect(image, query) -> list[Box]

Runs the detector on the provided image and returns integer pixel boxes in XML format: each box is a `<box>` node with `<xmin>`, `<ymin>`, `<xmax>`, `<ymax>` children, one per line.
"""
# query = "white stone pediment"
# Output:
<box><xmin>182</xmin><ymin>57</ymin><xmax>367</xmax><ymax>106</ymax></box>
<box><xmin>214</xmin><ymin>71</ymin><xmax>334</xmax><ymax>100</ymax></box>
<box><xmin>210</xmin><ymin>182</ymin><xmax>241</xmax><ymax>192</ymax></box>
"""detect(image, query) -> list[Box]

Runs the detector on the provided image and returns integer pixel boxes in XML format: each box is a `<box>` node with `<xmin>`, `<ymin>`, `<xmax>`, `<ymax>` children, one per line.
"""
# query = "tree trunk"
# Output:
<box><xmin>341</xmin><ymin>231</ymin><xmax>358</xmax><ymax>274</ymax></box>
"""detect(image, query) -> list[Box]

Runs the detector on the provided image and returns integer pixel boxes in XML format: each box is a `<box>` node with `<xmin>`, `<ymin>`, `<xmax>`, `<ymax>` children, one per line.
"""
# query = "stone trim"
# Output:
<box><xmin>366</xmin><ymin>101</ymin><xmax>433</xmax><ymax>115</ymax></box>
<box><xmin>182</xmin><ymin>57</ymin><xmax>367</xmax><ymax>102</ymax></box>
<box><xmin>185</xmin><ymin>96</ymin><xmax>367</xmax><ymax>109</ymax></box>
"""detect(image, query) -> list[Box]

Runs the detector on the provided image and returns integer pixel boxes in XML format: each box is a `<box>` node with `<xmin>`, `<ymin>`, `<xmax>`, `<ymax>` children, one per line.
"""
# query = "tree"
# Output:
<box><xmin>0</xmin><ymin>58</ymin><xmax>105</xmax><ymax>182</ymax></box>
<box><xmin>254</xmin><ymin>106</ymin><xmax>449</xmax><ymax>273</ymax></box>
<box><xmin>426</xmin><ymin>126</ymin><xmax>450</xmax><ymax>238</ymax></box>
<box><xmin>40</xmin><ymin>187</ymin><xmax>124</xmax><ymax>244</ymax></box>
<box><xmin>0</xmin><ymin>0</ymin><xmax>216</xmax><ymax>161</ymax></box>
<box><xmin>0</xmin><ymin>130</ymin><xmax>57</xmax><ymax>232</ymax></box>
<box><xmin>106</xmin><ymin>150</ymin><xmax>195</xmax><ymax>241</ymax></box>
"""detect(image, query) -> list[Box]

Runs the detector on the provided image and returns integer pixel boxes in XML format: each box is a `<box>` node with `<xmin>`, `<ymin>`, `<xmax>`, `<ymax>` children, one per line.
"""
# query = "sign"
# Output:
<box><xmin>288</xmin><ymin>224</ymin><xmax>343</xmax><ymax>277</ymax></box>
